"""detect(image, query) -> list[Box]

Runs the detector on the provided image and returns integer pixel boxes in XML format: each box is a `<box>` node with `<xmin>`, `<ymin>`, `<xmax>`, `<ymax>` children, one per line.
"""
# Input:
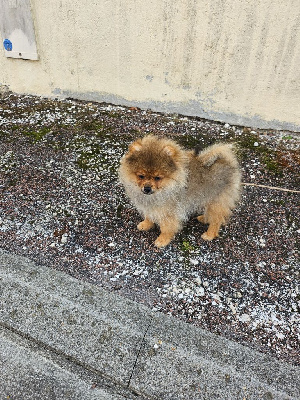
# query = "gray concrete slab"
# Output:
<box><xmin>0</xmin><ymin>327</ymin><xmax>130</xmax><ymax>400</ymax></box>
<box><xmin>0</xmin><ymin>248</ymin><xmax>299</xmax><ymax>400</ymax></box>
<box><xmin>0</xmin><ymin>248</ymin><xmax>152</xmax><ymax>389</ymax></box>
<box><xmin>130</xmin><ymin>312</ymin><xmax>300</xmax><ymax>399</ymax></box>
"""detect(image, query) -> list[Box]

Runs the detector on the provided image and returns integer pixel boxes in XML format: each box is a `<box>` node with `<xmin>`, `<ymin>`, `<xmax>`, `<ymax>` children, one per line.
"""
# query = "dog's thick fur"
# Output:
<box><xmin>119</xmin><ymin>135</ymin><xmax>241</xmax><ymax>248</ymax></box>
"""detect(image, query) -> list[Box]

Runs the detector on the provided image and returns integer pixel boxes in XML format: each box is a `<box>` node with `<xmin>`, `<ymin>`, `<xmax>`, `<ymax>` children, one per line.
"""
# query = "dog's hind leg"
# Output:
<box><xmin>196</xmin><ymin>215</ymin><xmax>206</xmax><ymax>223</ymax></box>
<box><xmin>200</xmin><ymin>203</ymin><xmax>230</xmax><ymax>241</ymax></box>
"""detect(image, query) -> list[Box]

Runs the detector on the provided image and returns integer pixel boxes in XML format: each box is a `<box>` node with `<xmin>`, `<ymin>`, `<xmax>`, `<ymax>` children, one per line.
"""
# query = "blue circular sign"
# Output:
<box><xmin>3</xmin><ymin>39</ymin><xmax>13</xmax><ymax>51</ymax></box>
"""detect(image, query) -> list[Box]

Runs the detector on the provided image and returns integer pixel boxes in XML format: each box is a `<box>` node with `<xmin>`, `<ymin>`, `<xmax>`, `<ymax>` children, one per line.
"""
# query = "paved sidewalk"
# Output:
<box><xmin>0</xmin><ymin>248</ymin><xmax>299</xmax><ymax>400</ymax></box>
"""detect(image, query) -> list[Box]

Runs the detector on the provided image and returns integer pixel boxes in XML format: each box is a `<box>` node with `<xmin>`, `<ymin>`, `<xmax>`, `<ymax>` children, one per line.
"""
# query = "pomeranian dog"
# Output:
<box><xmin>119</xmin><ymin>135</ymin><xmax>241</xmax><ymax>248</ymax></box>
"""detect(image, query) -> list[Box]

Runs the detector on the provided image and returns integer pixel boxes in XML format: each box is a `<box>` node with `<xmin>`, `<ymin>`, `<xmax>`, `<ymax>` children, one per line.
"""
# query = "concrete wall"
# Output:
<box><xmin>0</xmin><ymin>0</ymin><xmax>299</xmax><ymax>131</ymax></box>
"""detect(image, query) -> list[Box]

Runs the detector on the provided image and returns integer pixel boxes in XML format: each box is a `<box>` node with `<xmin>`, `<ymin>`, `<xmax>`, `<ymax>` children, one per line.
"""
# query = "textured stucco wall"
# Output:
<box><xmin>0</xmin><ymin>0</ymin><xmax>299</xmax><ymax>130</ymax></box>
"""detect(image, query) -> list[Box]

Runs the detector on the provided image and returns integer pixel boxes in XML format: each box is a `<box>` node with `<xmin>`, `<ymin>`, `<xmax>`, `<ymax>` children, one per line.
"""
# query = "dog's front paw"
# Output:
<box><xmin>154</xmin><ymin>234</ymin><xmax>172</xmax><ymax>248</ymax></box>
<box><xmin>201</xmin><ymin>231</ymin><xmax>218</xmax><ymax>241</ymax></box>
<box><xmin>137</xmin><ymin>219</ymin><xmax>155</xmax><ymax>231</ymax></box>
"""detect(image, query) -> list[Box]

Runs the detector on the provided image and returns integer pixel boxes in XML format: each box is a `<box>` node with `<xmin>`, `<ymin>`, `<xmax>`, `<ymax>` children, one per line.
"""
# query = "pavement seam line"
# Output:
<box><xmin>242</xmin><ymin>182</ymin><xmax>300</xmax><ymax>193</ymax></box>
<box><xmin>126</xmin><ymin>315</ymin><xmax>154</xmax><ymax>389</ymax></box>
<box><xmin>0</xmin><ymin>321</ymin><xmax>148</xmax><ymax>399</ymax></box>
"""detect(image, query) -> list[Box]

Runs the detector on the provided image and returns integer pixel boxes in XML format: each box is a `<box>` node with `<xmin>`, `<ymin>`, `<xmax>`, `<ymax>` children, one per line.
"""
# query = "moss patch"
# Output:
<box><xmin>24</xmin><ymin>127</ymin><xmax>51</xmax><ymax>142</ymax></box>
<box><xmin>236</xmin><ymin>132</ymin><xmax>285</xmax><ymax>175</ymax></box>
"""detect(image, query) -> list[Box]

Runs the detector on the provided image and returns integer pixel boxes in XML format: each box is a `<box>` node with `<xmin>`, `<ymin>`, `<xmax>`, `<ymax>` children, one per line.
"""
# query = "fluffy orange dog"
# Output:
<box><xmin>119</xmin><ymin>135</ymin><xmax>241</xmax><ymax>248</ymax></box>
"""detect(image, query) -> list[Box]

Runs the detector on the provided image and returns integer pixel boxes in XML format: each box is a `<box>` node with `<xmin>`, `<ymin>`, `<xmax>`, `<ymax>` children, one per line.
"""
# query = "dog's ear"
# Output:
<box><xmin>128</xmin><ymin>139</ymin><xmax>142</xmax><ymax>153</ymax></box>
<box><xmin>163</xmin><ymin>144</ymin><xmax>177</xmax><ymax>157</ymax></box>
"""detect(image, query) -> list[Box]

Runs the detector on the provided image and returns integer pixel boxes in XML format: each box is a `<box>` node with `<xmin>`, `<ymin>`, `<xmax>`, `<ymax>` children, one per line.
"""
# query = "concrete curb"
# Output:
<box><xmin>0</xmin><ymin>248</ymin><xmax>299</xmax><ymax>399</ymax></box>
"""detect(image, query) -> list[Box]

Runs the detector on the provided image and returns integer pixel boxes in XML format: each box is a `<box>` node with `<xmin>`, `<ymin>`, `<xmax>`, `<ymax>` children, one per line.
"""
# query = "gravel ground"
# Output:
<box><xmin>0</xmin><ymin>91</ymin><xmax>299</xmax><ymax>365</ymax></box>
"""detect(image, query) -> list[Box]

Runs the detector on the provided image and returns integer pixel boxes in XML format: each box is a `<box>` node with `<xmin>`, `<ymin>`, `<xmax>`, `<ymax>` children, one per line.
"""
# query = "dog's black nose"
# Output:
<box><xmin>143</xmin><ymin>186</ymin><xmax>152</xmax><ymax>194</ymax></box>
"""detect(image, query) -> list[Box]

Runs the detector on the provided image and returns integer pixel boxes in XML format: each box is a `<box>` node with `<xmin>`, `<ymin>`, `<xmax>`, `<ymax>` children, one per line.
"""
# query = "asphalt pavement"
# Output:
<box><xmin>0</xmin><ymin>248</ymin><xmax>299</xmax><ymax>400</ymax></box>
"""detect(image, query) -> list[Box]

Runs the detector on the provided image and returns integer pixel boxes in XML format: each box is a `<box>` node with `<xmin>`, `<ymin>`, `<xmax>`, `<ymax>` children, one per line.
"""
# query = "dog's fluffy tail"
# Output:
<box><xmin>197</xmin><ymin>143</ymin><xmax>238</xmax><ymax>167</ymax></box>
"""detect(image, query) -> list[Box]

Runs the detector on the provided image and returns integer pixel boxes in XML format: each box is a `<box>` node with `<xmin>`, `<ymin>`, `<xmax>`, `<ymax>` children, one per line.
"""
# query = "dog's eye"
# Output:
<box><xmin>138</xmin><ymin>174</ymin><xmax>145</xmax><ymax>179</ymax></box>
<box><xmin>154</xmin><ymin>176</ymin><xmax>161</xmax><ymax>181</ymax></box>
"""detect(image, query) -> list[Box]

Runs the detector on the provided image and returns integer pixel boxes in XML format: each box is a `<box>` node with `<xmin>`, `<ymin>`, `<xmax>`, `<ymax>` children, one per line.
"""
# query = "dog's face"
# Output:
<box><xmin>122</xmin><ymin>136</ymin><xmax>181</xmax><ymax>195</ymax></box>
<box><xmin>135</xmin><ymin>171</ymin><xmax>164</xmax><ymax>195</ymax></box>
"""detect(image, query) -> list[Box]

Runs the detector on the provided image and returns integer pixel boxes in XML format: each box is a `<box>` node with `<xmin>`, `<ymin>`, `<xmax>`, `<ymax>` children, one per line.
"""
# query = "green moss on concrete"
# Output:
<box><xmin>24</xmin><ymin>127</ymin><xmax>51</xmax><ymax>142</ymax></box>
